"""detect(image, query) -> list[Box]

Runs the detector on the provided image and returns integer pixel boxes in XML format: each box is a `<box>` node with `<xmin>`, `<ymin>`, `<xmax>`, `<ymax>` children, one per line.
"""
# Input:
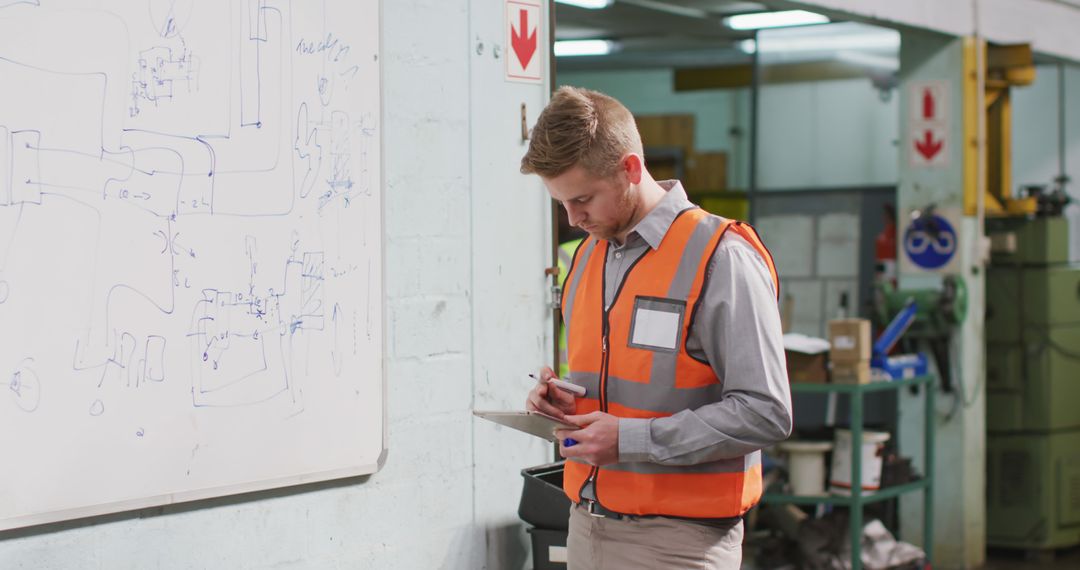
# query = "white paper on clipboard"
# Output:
<box><xmin>473</xmin><ymin>410</ymin><xmax>580</xmax><ymax>442</ymax></box>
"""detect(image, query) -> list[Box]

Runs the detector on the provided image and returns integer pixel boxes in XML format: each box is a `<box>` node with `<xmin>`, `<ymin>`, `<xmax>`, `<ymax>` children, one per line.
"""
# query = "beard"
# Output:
<box><xmin>587</xmin><ymin>184</ymin><xmax>639</xmax><ymax>242</ymax></box>
<box><xmin>584</xmin><ymin>223</ymin><xmax>618</xmax><ymax>241</ymax></box>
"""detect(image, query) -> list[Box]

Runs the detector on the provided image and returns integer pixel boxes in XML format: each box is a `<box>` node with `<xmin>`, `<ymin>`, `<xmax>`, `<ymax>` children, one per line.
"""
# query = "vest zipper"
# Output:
<box><xmin>583</xmin><ymin>238</ymin><xmax>644</xmax><ymax>511</ymax></box>
<box><xmin>580</xmin><ymin>307</ymin><xmax>611</xmax><ymax>508</ymax></box>
<box><xmin>579</xmin><ymin>234</ymin><xmax>657</xmax><ymax>510</ymax></box>
<box><xmin>600</xmin><ymin>308</ymin><xmax>610</xmax><ymax>412</ymax></box>
<box><xmin>579</xmin><ymin>247</ymin><xmax>613</xmax><ymax>505</ymax></box>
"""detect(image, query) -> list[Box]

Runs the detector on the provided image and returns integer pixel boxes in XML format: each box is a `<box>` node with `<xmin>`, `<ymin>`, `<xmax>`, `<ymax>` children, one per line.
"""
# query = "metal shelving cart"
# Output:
<box><xmin>761</xmin><ymin>375</ymin><xmax>936</xmax><ymax>570</ymax></box>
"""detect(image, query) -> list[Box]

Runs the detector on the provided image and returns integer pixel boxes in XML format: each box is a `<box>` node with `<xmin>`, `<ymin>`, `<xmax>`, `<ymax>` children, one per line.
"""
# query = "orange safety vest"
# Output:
<box><xmin>560</xmin><ymin>207</ymin><xmax>779</xmax><ymax>518</ymax></box>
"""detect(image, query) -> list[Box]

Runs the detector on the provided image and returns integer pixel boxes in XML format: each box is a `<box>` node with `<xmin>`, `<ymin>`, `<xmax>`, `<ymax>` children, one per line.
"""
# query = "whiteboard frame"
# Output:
<box><xmin>0</xmin><ymin>0</ymin><xmax>388</xmax><ymax>532</ymax></box>
<box><xmin>4</xmin><ymin>453</ymin><xmax>388</xmax><ymax>531</ymax></box>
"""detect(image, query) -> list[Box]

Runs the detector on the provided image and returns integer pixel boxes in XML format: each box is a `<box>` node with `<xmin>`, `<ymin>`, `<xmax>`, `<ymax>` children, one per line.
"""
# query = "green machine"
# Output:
<box><xmin>985</xmin><ymin>214</ymin><xmax>1080</xmax><ymax>550</ymax></box>
<box><xmin>873</xmin><ymin>275</ymin><xmax>966</xmax><ymax>390</ymax></box>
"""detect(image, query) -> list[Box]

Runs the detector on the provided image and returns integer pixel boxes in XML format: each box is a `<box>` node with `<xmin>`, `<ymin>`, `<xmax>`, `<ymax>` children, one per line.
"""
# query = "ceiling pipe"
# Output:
<box><xmin>618</xmin><ymin>0</ymin><xmax>710</xmax><ymax>19</ymax></box>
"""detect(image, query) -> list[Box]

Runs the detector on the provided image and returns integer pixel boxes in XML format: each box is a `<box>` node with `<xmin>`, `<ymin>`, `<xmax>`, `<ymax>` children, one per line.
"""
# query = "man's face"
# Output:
<box><xmin>544</xmin><ymin>165</ymin><xmax>636</xmax><ymax>242</ymax></box>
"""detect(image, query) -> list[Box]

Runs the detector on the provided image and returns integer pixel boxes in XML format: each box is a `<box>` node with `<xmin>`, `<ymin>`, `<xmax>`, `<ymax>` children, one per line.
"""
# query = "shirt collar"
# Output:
<box><xmin>628</xmin><ymin>180</ymin><xmax>693</xmax><ymax>250</ymax></box>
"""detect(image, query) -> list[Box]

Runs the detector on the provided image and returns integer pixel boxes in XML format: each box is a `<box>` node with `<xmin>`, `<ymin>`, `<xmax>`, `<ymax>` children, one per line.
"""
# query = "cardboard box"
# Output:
<box><xmin>828</xmin><ymin>319</ymin><xmax>871</xmax><ymax>362</ymax></box>
<box><xmin>831</xmin><ymin>359</ymin><xmax>871</xmax><ymax>384</ymax></box>
<box><xmin>786</xmin><ymin>350</ymin><xmax>828</xmax><ymax>383</ymax></box>
<box><xmin>685</xmin><ymin>151</ymin><xmax>727</xmax><ymax>191</ymax></box>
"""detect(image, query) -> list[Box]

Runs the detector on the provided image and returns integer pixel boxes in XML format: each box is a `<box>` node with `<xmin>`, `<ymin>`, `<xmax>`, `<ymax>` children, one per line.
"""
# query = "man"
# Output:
<box><xmin>522</xmin><ymin>86</ymin><xmax>792</xmax><ymax>569</ymax></box>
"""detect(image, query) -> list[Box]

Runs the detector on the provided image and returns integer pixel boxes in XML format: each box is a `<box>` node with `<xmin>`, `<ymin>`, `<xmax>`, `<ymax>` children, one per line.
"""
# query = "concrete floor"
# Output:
<box><xmin>982</xmin><ymin>546</ymin><xmax>1080</xmax><ymax>569</ymax></box>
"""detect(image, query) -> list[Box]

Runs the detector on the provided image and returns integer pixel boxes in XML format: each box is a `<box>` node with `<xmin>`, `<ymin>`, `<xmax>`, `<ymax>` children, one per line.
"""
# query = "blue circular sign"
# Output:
<box><xmin>904</xmin><ymin>215</ymin><xmax>956</xmax><ymax>269</ymax></box>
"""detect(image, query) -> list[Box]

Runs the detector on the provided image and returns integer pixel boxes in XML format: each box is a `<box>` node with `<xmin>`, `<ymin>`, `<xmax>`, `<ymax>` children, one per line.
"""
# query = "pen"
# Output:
<box><xmin>528</xmin><ymin>373</ymin><xmax>587</xmax><ymax>397</ymax></box>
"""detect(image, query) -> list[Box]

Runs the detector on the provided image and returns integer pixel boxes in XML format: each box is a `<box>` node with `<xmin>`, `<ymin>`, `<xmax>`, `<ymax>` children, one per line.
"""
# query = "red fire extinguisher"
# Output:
<box><xmin>875</xmin><ymin>203</ymin><xmax>897</xmax><ymax>288</ymax></box>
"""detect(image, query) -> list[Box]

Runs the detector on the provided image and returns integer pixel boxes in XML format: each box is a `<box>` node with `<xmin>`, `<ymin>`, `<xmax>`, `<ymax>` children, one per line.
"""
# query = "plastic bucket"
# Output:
<box><xmin>829</xmin><ymin>429</ymin><xmax>891</xmax><ymax>495</ymax></box>
<box><xmin>778</xmin><ymin>440</ymin><xmax>833</xmax><ymax>496</ymax></box>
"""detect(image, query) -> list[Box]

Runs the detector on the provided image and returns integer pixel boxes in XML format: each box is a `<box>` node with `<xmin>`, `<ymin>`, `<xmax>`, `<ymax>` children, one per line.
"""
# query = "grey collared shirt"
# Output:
<box><xmin>606</xmin><ymin>181</ymin><xmax>792</xmax><ymax>466</ymax></box>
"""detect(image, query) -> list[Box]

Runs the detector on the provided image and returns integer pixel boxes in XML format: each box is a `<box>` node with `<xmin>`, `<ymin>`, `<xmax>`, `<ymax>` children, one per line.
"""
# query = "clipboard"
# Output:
<box><xmin>473</xmin><ymin>410</ymin><xmax>580</xmax><ymax>442</ymax></box>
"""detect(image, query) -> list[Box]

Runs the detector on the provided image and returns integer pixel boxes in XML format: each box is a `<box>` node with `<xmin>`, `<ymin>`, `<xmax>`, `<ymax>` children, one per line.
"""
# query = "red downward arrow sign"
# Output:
<box><xmin>914</xmin><ymin>129</ymin><xmax>943</xmax><ymax>161</ymax></box>
<box><xmin>511</xmin><ymin>9</ymin><xmax>537</xmax><ymax>70</ymax></box>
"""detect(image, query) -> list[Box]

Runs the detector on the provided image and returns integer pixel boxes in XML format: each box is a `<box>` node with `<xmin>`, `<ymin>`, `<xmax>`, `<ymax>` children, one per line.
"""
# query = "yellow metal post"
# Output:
<box><xmin>964</xmin><ymin>41</ymin><xmax>1037</xmax><ymax>217</ymax></box>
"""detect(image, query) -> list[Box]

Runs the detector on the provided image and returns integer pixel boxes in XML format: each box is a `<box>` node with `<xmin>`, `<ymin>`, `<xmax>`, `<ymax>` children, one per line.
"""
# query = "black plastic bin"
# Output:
<box><xmin>519</xmin><ymin>461</ymin><xmax>572</xmax><ymax>530</ymax></box>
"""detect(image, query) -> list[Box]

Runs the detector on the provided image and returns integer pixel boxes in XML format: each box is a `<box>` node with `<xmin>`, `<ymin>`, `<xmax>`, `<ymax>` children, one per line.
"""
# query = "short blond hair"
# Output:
<box><xmin>520</xmin><ymin>86</ymin><xmax>642</xmax><ymax>178</ymax></box>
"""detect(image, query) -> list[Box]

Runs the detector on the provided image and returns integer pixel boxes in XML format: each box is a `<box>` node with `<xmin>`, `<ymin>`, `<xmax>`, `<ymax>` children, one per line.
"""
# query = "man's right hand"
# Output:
<box><xmin>526</xmin><ymin>366</ymin><xmax>576</xmax><ymax>419</ymax></box>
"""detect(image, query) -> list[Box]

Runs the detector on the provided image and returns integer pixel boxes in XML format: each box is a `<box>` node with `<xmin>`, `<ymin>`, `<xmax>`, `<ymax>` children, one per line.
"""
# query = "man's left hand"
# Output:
<box><xmin>555</xmin><ymin>412</ymin><xmax>619</xmax><ymax>466</ymax></box>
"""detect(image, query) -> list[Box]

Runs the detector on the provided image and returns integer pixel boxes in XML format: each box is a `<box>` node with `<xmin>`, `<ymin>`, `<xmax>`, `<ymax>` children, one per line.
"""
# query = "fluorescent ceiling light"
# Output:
<box><xmin>725</xmin><ymin>10</ymin><xmax>828</xmax><ymax>30</ymax></box>
<box><xmin>555</xmin><ymin>0</ymin><xmax>612</xmax><ymax>9</ymax></box>
<box><xmin>554</xmin><ymin>39</ymin><xmax>613</xmax><ymax>57</ymax></box>
<box><xmin>755</xmin><ymin>32</ymin><xmax>900</xmax><ymax>54</ymax></box>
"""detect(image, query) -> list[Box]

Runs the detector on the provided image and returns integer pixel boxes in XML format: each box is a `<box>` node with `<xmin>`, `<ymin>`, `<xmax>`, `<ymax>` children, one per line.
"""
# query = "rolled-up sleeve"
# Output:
<box><xmin>619</xmin><ymin>235</ymin><xmax>792</xmax><ymax>465</ymax></box>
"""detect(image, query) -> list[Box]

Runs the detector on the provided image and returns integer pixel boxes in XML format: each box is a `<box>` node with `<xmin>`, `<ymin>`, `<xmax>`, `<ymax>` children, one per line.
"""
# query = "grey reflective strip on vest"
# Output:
<box><xmin>601</xmin><ymin>450</ymin><xmax>760</xmax><ymax>475</ymax></box>
<box><xmin>568</xmin><ymin>371</ymin><xmax>601</xmax><ymax>397</ymax></box>
<box><xmin>639</xmin><ymin>214</ymin><xmax>725</xmax><ymax>398</ymax></box>
<box><xmin>562</xmin><ymin>239</ymin><xmax>597</xmax><ymax>330</ymax></box>
<box><xmin>558</xmin><ymin>245</ymin><xmax>573</xmax><ymax>270</ymax></box>
<box><xmin>561</xmin><ymin>369</ymin><xmax>721</xmax><ymax>414</ymax></box>
<box><xmin>569</xmin><ymin>371</ymin><xmax>722</xmax><ymax>417</ymax></box>
<box><xmin>604</xmin><ymin>374</ymin><xmax>724</xmax><ymax>413</ymax></box>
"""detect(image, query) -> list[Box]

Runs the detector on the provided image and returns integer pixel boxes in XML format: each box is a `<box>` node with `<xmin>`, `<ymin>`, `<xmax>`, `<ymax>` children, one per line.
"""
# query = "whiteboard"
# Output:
<box><xmin>0</xmin><ymin>0</ymin><xmax>384</xmax><ymax>530</ymax></box>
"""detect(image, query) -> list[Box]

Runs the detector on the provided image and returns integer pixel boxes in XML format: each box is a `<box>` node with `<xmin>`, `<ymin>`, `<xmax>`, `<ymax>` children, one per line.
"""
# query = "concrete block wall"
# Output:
<box><xmin>0</xmin><ymin>1</ymin><xmax>552</xmax><ymax>568</ymax></box>
<box><xmin>753</xmin><ymin>194</ymin><xmax>864</xmax><ymax>338</ymax></box>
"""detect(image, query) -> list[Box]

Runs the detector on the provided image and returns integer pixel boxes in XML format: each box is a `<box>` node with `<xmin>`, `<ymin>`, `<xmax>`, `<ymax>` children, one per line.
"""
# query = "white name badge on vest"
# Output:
<box><xmin>628</xmin><ymin>297</ymin><xmax>686</xmax><ymax>353</ymax></box>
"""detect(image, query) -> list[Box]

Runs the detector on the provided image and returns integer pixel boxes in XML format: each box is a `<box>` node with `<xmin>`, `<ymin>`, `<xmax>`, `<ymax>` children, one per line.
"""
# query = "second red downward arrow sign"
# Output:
<box><xmin>909</xmin><ymin>81</ymin><xmax>948</xmax><ymax>167</ymax></box>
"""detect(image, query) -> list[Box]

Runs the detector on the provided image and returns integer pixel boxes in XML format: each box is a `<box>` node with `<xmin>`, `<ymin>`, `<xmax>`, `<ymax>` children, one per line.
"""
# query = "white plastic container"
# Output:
<box><xmin>778</xmin><ymin>440</ymin><xmax>833</xmax><ymax>496</ymax></box>
<box><xmin>829</xmin><ymin>429</ymin><xmax>891</xmax><ymax>495</ymax></box>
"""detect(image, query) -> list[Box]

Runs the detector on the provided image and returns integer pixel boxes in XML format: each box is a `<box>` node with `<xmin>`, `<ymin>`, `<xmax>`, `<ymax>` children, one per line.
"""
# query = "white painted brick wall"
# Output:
<box><xmin>0</xmin><ymin>1</ymin><xmax>552</xmax><ymax>568</ymax></box>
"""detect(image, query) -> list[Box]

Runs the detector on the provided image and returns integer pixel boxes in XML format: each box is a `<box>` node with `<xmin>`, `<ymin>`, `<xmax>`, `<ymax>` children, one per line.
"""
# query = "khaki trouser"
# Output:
<box><xmin>566</xmin><ymin>503</ymin><xmax>743</xmax><ymax>569</ymax></box>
